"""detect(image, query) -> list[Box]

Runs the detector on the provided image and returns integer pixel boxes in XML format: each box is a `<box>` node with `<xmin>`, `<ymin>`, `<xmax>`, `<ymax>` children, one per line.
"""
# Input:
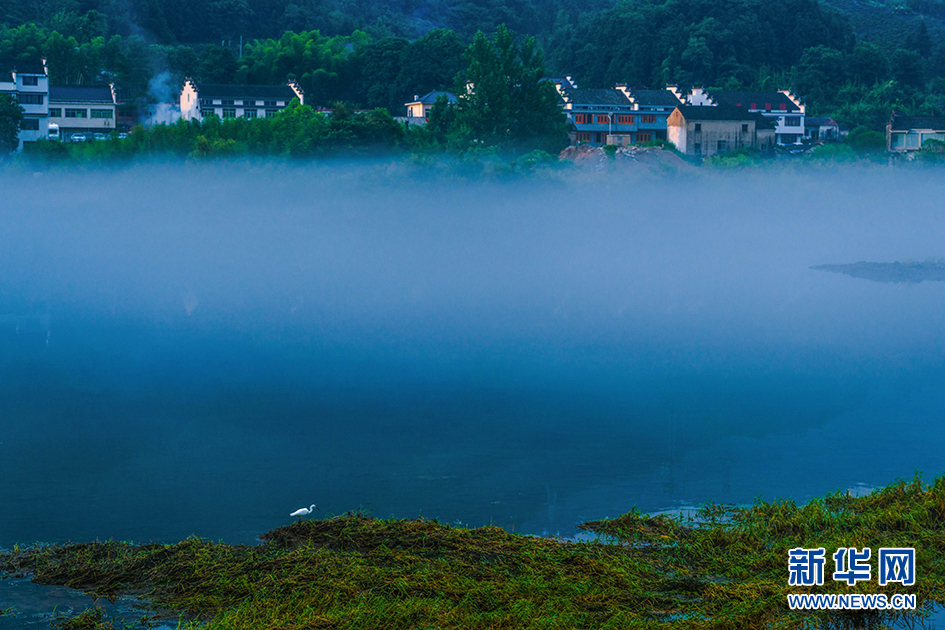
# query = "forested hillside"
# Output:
<box><xmin>1</xmin><ymin>0</ymin><xmax>943</xmax><ymax>130</ymax></box>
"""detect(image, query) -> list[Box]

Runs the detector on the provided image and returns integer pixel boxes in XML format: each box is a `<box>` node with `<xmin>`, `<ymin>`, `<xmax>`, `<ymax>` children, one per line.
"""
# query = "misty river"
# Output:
<box><xmin>2</xmin><ymin>162</ymin><xmax>945</xmax><ymax>548</ymax></box>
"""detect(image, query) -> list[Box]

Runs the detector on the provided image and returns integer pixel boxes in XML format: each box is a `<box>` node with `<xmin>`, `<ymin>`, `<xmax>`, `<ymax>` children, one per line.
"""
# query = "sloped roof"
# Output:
<box><xmin>50</xmin><ymin>85</ymin><xmax>114</xmax><ymax>103</ymax></box>
<box><xmin>675</xmin><ymin>106</ymin><xmax>776</xmax><ymax>128</ymax></box>
<box><xmin>408</xmin><ymin>91</ymin><xmax>457</xmax><ymax>104</ymax></box>
<box><xmin>705</xmin><ymin>90</ymin><xmax>799</xmax><ymax>112</ymax></box>
<box><xmin>0</xmin><ymin>59</ymin><xmax>46</xmax><ymax>77</ymax></box>
<box><xmin>889</xmin><ymin>115</ymin><xmax>945</xmax><ymax>132</ymax></box>
<box><xmin>564</xmin><ymin>88</ymin><xmax>631</xmax><ymax>106</ymax></box>
<box><xmin>629</xmin><ymin>89</ymin><xmax>682</xmax><ymax>107</ymax></box>
<box><xmin>194</xmin><ymin>83</ymin><xmax>298</xmax><ymax>99</ymax></box>
<box><xmin>806</xmin><ymin>116</ymin><xmax>838</xmax><ymax>126</ymax></box>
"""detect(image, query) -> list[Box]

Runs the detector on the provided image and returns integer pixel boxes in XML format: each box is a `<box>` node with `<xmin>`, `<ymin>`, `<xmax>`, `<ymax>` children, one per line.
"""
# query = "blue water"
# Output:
<box><xmin>2</xmin><ymin>163</ymin><xmax>945</xmax><ymax>551</ymax></box>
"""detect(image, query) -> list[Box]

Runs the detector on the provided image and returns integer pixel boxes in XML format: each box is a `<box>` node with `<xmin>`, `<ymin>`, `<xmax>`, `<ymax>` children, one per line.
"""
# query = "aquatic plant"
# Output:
<box><xmin>1</xmin><ymin>475</ymin><xmax>941</xmax><ymax>629</ymax></box>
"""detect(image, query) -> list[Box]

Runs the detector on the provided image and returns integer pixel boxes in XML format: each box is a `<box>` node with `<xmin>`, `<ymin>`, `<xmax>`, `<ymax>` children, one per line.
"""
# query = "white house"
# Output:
<box><xmin>404</xmin><ymin>91</ymin><xmax>457</xmax><ymax>121</ymax></box>
<box><xmin>1</xmin><ymin>59</ymin><xmax>49</xmax><ymax>149</ymax></box>
<box><xmin>668</xmin><ymin>86</ymin><xmax>806</xmax><ymax>146</ymax></box>
<box><xmin>180</xmin><ymin>80</ymin><xmax>304</xmax><ymax>122</ymax></box>
<box><xmin>48</xmin><ymin>84</ymin><xmax>118</xmax><ymax>140</ymax></box>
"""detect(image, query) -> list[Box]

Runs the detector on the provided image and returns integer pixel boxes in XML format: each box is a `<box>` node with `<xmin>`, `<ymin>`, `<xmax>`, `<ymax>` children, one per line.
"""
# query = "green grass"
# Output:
<box><xmin>2</xmin><ymin>475</ymin><xmax>944</xmax><ymax>629</ymax></box>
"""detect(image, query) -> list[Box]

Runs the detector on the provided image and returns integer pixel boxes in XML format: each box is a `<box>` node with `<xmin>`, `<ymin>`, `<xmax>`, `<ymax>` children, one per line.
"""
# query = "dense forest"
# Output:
<box><xmin>1</xmin><ymin>0</ymin><xmax>944</xmax><ymax>131</ymax></box>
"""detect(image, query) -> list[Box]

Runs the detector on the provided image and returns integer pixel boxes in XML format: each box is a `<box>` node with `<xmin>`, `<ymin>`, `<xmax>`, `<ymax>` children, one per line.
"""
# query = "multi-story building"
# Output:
<box><xmin>48</xmin><ymin>85</ymin><xmax>118</xmax><ymax>140</ymax></box>
<box><xmin>887</xmin><ymin>112</ymin><xmax>945</xmax><ymax>152</ymax></box>
<box><xmin>405</xmin><ymin>91</ymin><xmax>457</xmax><ymax>122</ymax></box>
<box><xmin>670</xmin><ymin>87</ymin><xmax>805</xmax><ymax>146</ymax></box>
<box><xmin>1</xmin><ymin>59</ymin><xmax>49</xmax><ymax>149</ymax></box>
<box><xmin>666</xmin><ymin>106</ymin><xmax>776</xmax><ymax>157</ymax></box>
<box><xmin>180</xmin><ymin>80</ymin><xmax>304</xmax><ymax>121</ymax></box>
<box><xmin>559</xmin><ymin>84</ymin><xmax>681</xmax><ymax>146</ymax></box>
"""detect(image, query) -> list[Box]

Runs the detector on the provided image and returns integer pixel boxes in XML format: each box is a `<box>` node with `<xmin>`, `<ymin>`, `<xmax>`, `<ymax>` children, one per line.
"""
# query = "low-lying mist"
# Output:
<box><xmin>2</xmin><ymin>162</ymin><xmax>944</xmax><ymax>544</ymax></box>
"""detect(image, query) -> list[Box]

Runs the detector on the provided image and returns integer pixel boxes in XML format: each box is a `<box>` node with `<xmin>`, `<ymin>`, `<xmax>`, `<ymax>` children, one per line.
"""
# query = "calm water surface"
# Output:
<box><xmin>2</xmin><ymin>164</ymin><xmax>945</xmax><ymax>548</ymax></box>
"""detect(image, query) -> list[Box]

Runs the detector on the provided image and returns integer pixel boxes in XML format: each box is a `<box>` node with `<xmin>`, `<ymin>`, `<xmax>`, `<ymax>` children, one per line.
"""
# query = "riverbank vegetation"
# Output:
<box><xmin>1</xmin><ymin>474</ymin><xmax>941</xmax><ymax>629</ymax></box>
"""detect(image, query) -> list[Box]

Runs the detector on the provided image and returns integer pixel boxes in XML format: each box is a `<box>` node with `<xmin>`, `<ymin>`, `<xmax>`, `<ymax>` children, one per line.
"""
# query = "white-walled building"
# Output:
<box><xmin>404</xmin><ymin>91</ymin><xmax>457</xmax><ymax>121</ymax></box>
<box><xmin>1</xmin><ymin>59</ymin><xmax>49</xmax><ymax>149</ymax></box>
<box><xmin>180</xmin><ymin>80</ymin><xmax>304</xmax><ymax>121</ymax></box>
<box><xmin>668</xmin><ymin>86</ymin><xmax>806</xmax><ymax>145</ymax></box>
<box><xmin>48</xmin><ymin>85</ymin><xmax>118</xmax><ymax>140</ymax></box>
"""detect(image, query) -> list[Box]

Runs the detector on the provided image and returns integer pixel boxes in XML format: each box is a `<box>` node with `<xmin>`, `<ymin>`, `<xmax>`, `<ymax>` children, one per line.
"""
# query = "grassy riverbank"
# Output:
<box><xmin>1</xmin><ymin>475</ymin><xmax>942</xmax><ymax>629</ymax></box>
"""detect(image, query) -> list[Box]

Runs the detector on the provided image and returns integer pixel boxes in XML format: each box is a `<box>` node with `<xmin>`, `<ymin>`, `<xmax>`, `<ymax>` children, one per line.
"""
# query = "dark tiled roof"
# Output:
<box><xmin>889</xmin><ymin>115</ymin><xmax>945</xmax><ymax>132</ymax></box>
<box><xmin>195</xmin><ymin>83</ymin><xmax>298</xmax><ymax>99</ymax></box>
<box><xmin>806</xmin><ymin>116</ymin><xmax>838</xmax><ymax>126</ymax></box>
<box><xmin>706</xmin><ymin>90</ymin><xmax>799</xmax><ymax>112</ymax></box>
<box><xmin>629</xmin><ymin>89</ymin><xmax>681</xmax><ymax>107</ymax></box>
<box><xmin>410</xmin><ymin>91</ymin><xmax>457</xmax><ymax>104</ymax></box>
<box><xmin>0</xmin><ymin>59</ymin><xmax>46</xmax><ymax>76</ymax></box>
<box><xmin>50</xmin><ymin>85</ymin><xmax>114</xmax><ymax>103</ymax></box>
<box><xmin>675</xmin><ymin>106</ymin><xmax>776</xmax><ymax>128</ymax></box>
<box><xmin>564</xmin><ymin>88</ymin><xmax>631</xmax><ymax>106</ymax></box>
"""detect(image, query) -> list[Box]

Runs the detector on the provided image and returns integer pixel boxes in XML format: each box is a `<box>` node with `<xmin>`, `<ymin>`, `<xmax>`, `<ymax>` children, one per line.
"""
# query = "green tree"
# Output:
<box><xmin>892</xmin><ymin>49</ymin><xmax>925</xmax><ymax>89</ymax></box>
<box><xmin>452</xmin><ymin>25</ymin><xmax>568</xmax><ymax>153</ymax></box>
<box><xmin>0</xmin><ymin>92</ymin><xmax>24</xmax><ymax>154</ymax></box>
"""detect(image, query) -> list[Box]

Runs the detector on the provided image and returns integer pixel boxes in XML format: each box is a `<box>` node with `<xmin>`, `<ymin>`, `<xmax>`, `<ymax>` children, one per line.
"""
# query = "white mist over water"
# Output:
<box><xmin>1</xmin><ymin>162</ymin><xmax>945</xmax><ymax>546</ymax></box>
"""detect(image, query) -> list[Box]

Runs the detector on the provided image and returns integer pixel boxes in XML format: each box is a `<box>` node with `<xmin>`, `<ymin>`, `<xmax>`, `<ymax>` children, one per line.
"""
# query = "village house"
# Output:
<box><xmin>670</xmin><ymin>87</ymin><xmax>805</xmax><ymax>146</ymax></box>
<box><xmin>48</xmin><ymin>85</ymin><xmax>118</xmax><ymax>141</ymax></box>
<box><xmin>559</xmin><ymin>87</ymin><xmax>636</xmax><ymax>145</ymax></box>
<box><xmin>887</xmin><ymin>112</ymin><xmax>945</xmax><ymax>152</ymax></box>
<box><xmin>404</xmin><ymin>91</ymin><xmax>457</xmax><ymax>122</ymax></box>
<box><xmin>804</xmin><ymin>116</ymin><xmax>840</xmax><ymax>142</ymax></box>
<box><xmin>1</xmin><ymin>58</ymin><xmax>49</xmax><ymax>149</ymax></box>
<box><xmin>179</xmin><ymin>80</ymin><xmax>304</xmax><ymax>122</ymax></box>
<box><xmin>666</xmin><ymin>106</ymin><xmax>776</xmax><ymax>157</ymax></box>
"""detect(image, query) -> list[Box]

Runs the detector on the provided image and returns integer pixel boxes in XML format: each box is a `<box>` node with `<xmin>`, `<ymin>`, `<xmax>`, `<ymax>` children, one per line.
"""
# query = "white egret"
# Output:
<box><xmin>290</xmin><ymin>504</ymin><xmax>319</xmax><ymax>522</ymax></box>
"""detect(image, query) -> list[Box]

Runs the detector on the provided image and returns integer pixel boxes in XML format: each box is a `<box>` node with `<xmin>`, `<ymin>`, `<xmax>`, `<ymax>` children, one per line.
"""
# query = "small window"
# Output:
<box><xmin>265</xmin><ymin>109</ymin><xmax>279</xmax><ymax>118</ymax></box>
<box><xmin>694</xmin><ymin>123</ymin><xmax>701</xmax><ymax>132</ymax></box>
<box><xmin>641</xmin><ymin>114</ymin><xmax>657</xmax><ymax>123</ymax></box>
<box><xmin>48</xmin><ymin>108</ymin><xmax>61</xmax><ymax>117</ymax></box>
<box><xmin>22</xmin><ymin>75</ymin><xmax>38</xmax><ymax>86</ymax></box>
<box><xmin>90</xmin><ymin>109</ymin><xmax>112</xmax><ymax>119</ymax></box>
<box><xmin>617</xmin><ymin>114</ymin><xmax>634</xmax><ymax>124</ymax></box>
<box><xmin>244</xmin><ymin>109</ymin><xmax>257</xmax><ymax>119</ymax></box>
<box><xmin>635</xmin><ymin>132</ymin><xmax>652</xmax><ymax>143</ymax></box>
<box><xmin>785</xmin><ymin>116</ymin><xmax>801</xmax><ymax>127</ymax></box>
<box><xmin>21</xmin><ymin>118</ymin><xmax>39</xmax><ymax>130</ymax></box>
<box><xmin>741</xmin><ymin>123</ymin><xmax>749</xmax><ymax>132</ymax></box>
<box><xmin>573</xmin><ymin>113</ymin><xmax>589</xmax><ymax>124</ymax></box>
<box><xmin>65</xmin><ymin>108</ymin><xmax>87</xmax><ymax>118</ymax></box>
<box><xmin>575</xmin><ymin>132</ymin><xmax>592</xmax><ymax>142</ymax></box>
<box><xmin>694</xmin><ymin>142</ymin><xmax>701</xmax><ymax>155</ymax></box>
<box><xmin>222</xmin><ymin>108</ymin><xmax>237</xmax><ymax>118</ymax></box>
<box><xmin>596</xmin><ymin>114</ymin><xmax>610</xmax><ymax>124</ymax></box>
<box><xmin>18</xmin><ymin>93</ymin><xmax>43</xmax><ymax>104</ymax></box>
<box><xmin>222</xmin><ymin>99</ymin><xmax>235</xmax><ymax>106</ymax></box>
<box><xmin>264</xmin><ymin>100</ymin><xmax>277</xmax><ymax>107</ymax></box>
<box><xmin>201</xmin><ymin>98</ymin><xmax>213</xmax><ymax>106</ymax></box>
<box><xmin>765</xmin><ymin>103</ymin><xmax>771</xmax><ymax>111</ymax></box>
<box><xmin>717</xmin><ymin>139</ymin><xmax>727</xmax><ymax>152</ymax></box>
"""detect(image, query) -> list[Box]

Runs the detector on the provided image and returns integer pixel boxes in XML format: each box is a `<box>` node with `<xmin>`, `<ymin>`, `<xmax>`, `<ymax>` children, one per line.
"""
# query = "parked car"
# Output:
<box><xmin>93</xmin><ymin>133</ymin><xmax>109</xmax><ymax>141</ymax></box>
<box><xmin>117</xmin><ymin>132</ymin><xmax>128</xmax><ymax>139</ymax></box>
<box><xmin>48</xmin><ymin>123</ymin><xmax>60</xmax><ymax>141</ymax></box>
<box><xmin>71</xmin><ymin>133</ymin><xmax>87</xmax><ymax>142</ymax></box>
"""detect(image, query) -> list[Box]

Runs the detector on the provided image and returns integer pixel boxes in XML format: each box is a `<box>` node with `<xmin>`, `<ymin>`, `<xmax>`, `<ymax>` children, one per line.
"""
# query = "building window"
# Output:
<box><xmin>18</xmin><ymin>93</ymin><xmax>43</xmax><ymax>104</ymax></box>
<box><xmin>573</xmin><ymin>113</ymin><xmax>589</xmax><ymax>124</ymax></box>
<box><xmin>765</xmin><ymin>103</ymin><xmax>771</xmax><ymax>111</ymax></box>
<box><xmin>265</xmin><ymin>109</ymin><xmax>278</xmax><ymax>118</ymax></box>
<box><xmin>48</xmin><ymin>108</ymin><xmax>61</xmax><ymax>117</ymax></box>
<box><xmin>641</xmin><ymin>114</ymin><xmax>657</xmax><ymax>123</ymax></box>
<box><xmin>596</xmin><ymin>114</ymin><xmax>610</xmax><ymax>124</ymax></box>
<box><xmin>21</xmin><ymin>118</ymin><xmax>39</xmax><ymax>130</ymax></box>
<box><xmin>741</xmin><ymin>123</ymin><xmax>749</xmax><ymax>132</ymax></box>
<box><xmin>617</xmin><ymin>114</ymin><xmax>634</xmax><ymax>124</ymax></box>
<box><xmin>201</xmin><ymin>98</ymin><xmax>213</xmax><ymax>106</ymax></box>
<box><xmin>244</xmin><ymin>109</ymin><xmax>257</xmax><ymax>119</ymax></box>
<box><xmin>694</xmin><ymin>142</ymin><xmax>701</xmax><ymax>155</ymax></box>
<box><xmin>90</xmin><ymin>109</ymin><xmax>112</xmax><ymax>119</ymax></box>
<box><xmin>750</xmin><ymin>103</ymin><xmax>756</xmax><ymax>109</ymax></box>
<box><xmin>717</xmin><ymin>140</ymin><xmax>727</xmax><ymax>152</ymax></box>
<box><xmin>785</xmin><ymin>116</ymin><xmax>801</xmax><ymax>127</ymax></box>
<box><xmin>222</xmin><ymin>108</ymin><xmax>237</xmax><ymax>118</ymax></box>
<box><xmin>636</xmin><ymin>132</ymin><xmax>652</xmax><ymax>143</ymax></box>
<box><xmin>22</xmin><ymin>75</ymin><xmax>38</xmax><ymax>86</ymax></box>
<box><xmin>65</xmin><ymin>108</ymin><xmax>87</xmax><ymax>118</ymax></box>
<box><xmin>264</xmin><ymin>100</ymin><xmax>277</xmax><ymax>107</ymax></box>
<box><xmin>222</xmin><ymin>99</ymin><xmax>235</xmax><ymax>106</ymax></box>
<box><xmin>575</xmin><ymin>132</ymin><xmax>592</xmax><ymax>142</ymax></box>
<box><xmin>694</xmin><ymin>123</ymin><xmax>701</xmax><ymax>132</ymax></box>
